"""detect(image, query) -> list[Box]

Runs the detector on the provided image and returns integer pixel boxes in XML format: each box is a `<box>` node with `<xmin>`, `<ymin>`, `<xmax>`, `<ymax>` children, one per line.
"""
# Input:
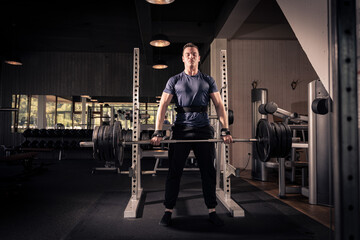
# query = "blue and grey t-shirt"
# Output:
<box><xmin>163</xmin><ymin>71</ymin><xmax>218</xmax><ymax>127</ymax></box>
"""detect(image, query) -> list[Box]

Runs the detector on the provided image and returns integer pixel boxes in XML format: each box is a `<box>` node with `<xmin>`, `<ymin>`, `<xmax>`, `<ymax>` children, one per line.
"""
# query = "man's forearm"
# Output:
<box><xmin>215</xmin><ymin>105</ymin><xmax>229</xmax><ymax>129</ymax></box>
<box><xmin>155</xmin><ymin>105</ymin><xmax>167</xmax><ymax>130</ymax></box>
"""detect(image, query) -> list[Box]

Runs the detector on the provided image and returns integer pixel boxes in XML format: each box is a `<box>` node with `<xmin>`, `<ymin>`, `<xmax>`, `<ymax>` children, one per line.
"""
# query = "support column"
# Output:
<box><xmin>332</xmin><ymin>0</ymin><xmax>360</xmax><ymax>239</ymax></box>
<box><xmin>213</xmin><ymin>46</ymin><xmax>244</xmax><ymax>217</ymax></box>
<box><xmin>37</xmin><ymin>95</ymin><xmax>47</xmax><ymax>129</ymax></box>
<box><xmin>210</xmin><ymin>39</ymin><xmax>228</xmax><ymax>94</ymax></box>
<box><xmin>210</xmin><ymin>39</ymin><xmax>228</xmax><ymax>175</ymax></box>
<box><xmin>81</xmin><ymin>97</ymin><xmax>86</xmax><ymax>129</ymax></box>
<box><xmin>124</xmin><ymin>48</ymin><xmax>143</xmax><ymax>218</ymax></box>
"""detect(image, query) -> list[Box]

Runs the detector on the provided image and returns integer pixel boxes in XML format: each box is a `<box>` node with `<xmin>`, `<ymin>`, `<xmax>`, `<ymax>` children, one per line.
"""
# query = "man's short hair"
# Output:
<box><xmin>182</xmin><ymin>42</ymin><xmax>199</xmax><ymax>55</ymax></box>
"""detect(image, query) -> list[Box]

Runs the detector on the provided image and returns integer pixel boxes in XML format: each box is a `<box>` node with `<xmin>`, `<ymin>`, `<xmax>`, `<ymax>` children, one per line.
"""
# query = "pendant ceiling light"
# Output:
<box><xmin>150</xmin><ymin>33</ymin><xmax>170</xmax><ymax>47</ymax></box>
<box><xmin>4</xmin><ymin>57</ymin><xmax>23</xmax><ymax>66</ymax></box>
<box><xmin>146</xmin><ymin>0</ymin><xmax>175</xmax><ymax>5</ymax></box>
<box><xmin>5</xmin><ymin>23</ymin><xmax>23</xmax><ymax>66</ymax></box>
<box><xmin>149</xmin><ymin>2</ymin><xmax>171</xmax><ymax>47</ymax></box>
<box><xmin>152</xmin><ymin>59</ymin><xmax>168</xmax><ymax>69</ymax></box>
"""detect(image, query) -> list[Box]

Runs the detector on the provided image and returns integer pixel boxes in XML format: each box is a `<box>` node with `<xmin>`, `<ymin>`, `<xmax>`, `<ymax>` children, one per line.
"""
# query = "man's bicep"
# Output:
<box><xmin>161</xmin><ymin>92</ymin><xmax>173</xmax><ymax>106</ymax></box>
<box><xmin>210</xmin><ymin>92</ymin><xmax>222</xmax><ymax>107</ymax></box>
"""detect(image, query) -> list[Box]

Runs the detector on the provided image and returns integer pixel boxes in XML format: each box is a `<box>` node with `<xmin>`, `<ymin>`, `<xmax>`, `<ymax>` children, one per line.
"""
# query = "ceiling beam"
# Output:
<box><xmin>152</xmin><ymin>21</ymin><xmax>214</xmax><ymax>43</ymax></box>
<box><xmin>216</xmin><ymin>0</ymin><xmax>261</xmax><ymax>39</ymax></box>
<box><xmin>194</xmin><ymin>0</ymin><xmax>239</xmax><ymax>62</ymax></box>
<box><xmin>214</xmin><ymin>0</ymin><xmax>240</xmax><ymax>38</ymax></box>
<box><xmin>134</xmin><ymin>0</ymin><xmax>153</xmax><ymax>65</ymax></box>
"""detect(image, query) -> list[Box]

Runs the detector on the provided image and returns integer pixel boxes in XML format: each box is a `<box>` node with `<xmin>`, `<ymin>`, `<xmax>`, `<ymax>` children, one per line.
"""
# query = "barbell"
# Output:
<box><xmin>83</xmin><ymin>119</ymin><xmax>293</xmax><ymax>166</ymax></box>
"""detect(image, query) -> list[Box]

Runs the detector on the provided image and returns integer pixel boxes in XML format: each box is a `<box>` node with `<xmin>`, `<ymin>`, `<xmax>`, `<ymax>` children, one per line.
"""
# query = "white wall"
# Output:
<box><xmin>276</xmin><ymin>0</ymin><xmax>330</xmax><ymax>96</ymax></box>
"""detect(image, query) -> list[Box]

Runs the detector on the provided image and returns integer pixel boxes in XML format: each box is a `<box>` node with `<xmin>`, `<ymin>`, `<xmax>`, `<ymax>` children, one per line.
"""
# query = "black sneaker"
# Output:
<box><xmin>159</xmin><ymin>211</ymin><xmax>172</xmax><ymax>226</ymax></box>
<box><xmin>209</xmin><ymin>212</ymin><xmax>224</xmax><ymax>226</ymax></box>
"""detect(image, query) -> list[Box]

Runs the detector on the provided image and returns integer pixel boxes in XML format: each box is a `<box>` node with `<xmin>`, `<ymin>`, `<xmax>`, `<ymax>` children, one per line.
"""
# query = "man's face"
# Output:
<box><xmin>182</xmin><ymin>47</ymin><xmax>200</xmax><ymax>68</ymax></box>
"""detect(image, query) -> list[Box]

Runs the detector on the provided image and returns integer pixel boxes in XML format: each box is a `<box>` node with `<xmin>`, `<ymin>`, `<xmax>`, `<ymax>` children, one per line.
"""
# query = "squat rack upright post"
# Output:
<box><xmin>124</xmin><ymin>48</ymin><xmax>143</xmax><ymax>218</ymax></box>
<box><xmin>215</xmin><ymin>50</ymin><xmax>245</xmax><ymax>217</ymax></box>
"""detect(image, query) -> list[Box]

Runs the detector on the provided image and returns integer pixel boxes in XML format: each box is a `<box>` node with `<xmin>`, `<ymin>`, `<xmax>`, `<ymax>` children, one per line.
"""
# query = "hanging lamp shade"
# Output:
<box><xmin>4</xmin><ymin>56</ymin><xmax>23</xmax><ymax>66</ymax></box>
<box><xmin>5</xmin><ymin>23</ymin><xmax>23</xmax><ymax>66</ymax></box>
<box><xmin>152</xmin><ymin>59</ymin><xmax>168</xmax><ymax>69</ymax></box>
<box><xmin>150</xmin><ymin>34</ymin><xmax>170</xmax><ymax>47</ymax></box>
<box><xmin>146</xmin><ymin>0</ymin><xmax>175</xmax><ymax>5</ymax></box>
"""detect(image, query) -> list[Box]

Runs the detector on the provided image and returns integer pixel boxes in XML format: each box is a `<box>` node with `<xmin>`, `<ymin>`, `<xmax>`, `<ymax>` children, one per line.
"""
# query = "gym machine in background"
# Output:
<box><xmin>252</xmin><ymin>95</ymin><xmax>309</xmax><ymax>199</ymax></box>
<box><xmin>251</xmin><ymin>79</ymin><xmax>333</xmax><ymax>207</ymax></box>
<box><xmin>308</xmin><ymin>79</ymin><xmax>332</xmax><ymax>206</ymax></box>
<box><xmin>251</xmin><ymin>88</ymin><xmax>268</xmax><ymax>181</ymax></box>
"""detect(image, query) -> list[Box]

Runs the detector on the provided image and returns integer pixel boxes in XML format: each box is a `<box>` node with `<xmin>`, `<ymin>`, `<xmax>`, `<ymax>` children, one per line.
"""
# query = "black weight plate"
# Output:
<box><xmin>97</xmin><ymin>126</ymin><xmax>105</xmax><ymax>161</ymax></box>
<box><xmin>115</xmin><ymin>142</ymin><xmax>124</xmax><ymax>166</ymax></box>
<box><xmin>271</xmin><ymin>122</ymin><xmax>282</xmax><ymax>158</ymax></box>
<box><xmin>121</xmin><ymin>129</ymin><xmax>127</xmax><ymax>141</ymax></box>
<box><xmin>255</xmin><ymin>120</ymin><xmax>269</xmax><ymax>162</ymax></box>
<box><xmin>140</xmin><ymin>130</ymin><xmax>151</xmax><ymax>150</ymax></box>
<box><xmin>112</xmin><ymin>122</ymin><xmax>119</xmax><ymax>152</ymax></box>
<box><xmin>285</xmin><ymin>123</ymin><xmax>292</xmax><ymax>156</ymax></box>
<box><xmin>112</xmin><ymin>122</ymin><xmax>121</xmax><ymax>164</ymax></box>
<box><xmin>112</xmin><ymin>122</ymin><xmax>120</xmax><ymax>160</ymax></box>
<box><xmin>92</xmin><ymin>126</ymin><xmax>100</xmax><ymax>161</ymax></box>
<box><xmin>108</xmin><ymin>124</ymin><xmax>114</xmax><ymax>161</ymax></box>
<box><xmin>107</xmin><ymin>125</ymin><xmax>114</xmax><ymax>162</ymax></box>
<box><xmin>277</xmin><ymin>123</ymin><xmax>289</xmax><ymax>158</ymax></box>
<box><xmin>126</xmin><ymin>129</ymin><xmax>132</xmax><ymax>142</ymax></box>
<box><xmin>140</xmin><ymin>130</ymin><xmax>146</xmax><ymax>150</ymax></box>
<box><xmin>275</xmin><ymin>122</ymin><xmax>284</xmax><ymax>158</ymax></box>
<box><xmin>106</xmin><ymin>125</ymin><xmax>113</xmax><ymax>162</ymax></box>
<box><xmin>256</xmin><ymin>119</ymin><xmax>275</xmax><ymax>162</ymax></box>
<box><xmin>269</xmin><ymin>122</ymin><xmax>276</xmax><ymax>157</ymax></box>
<box><xmin>102</xmin><ymin>125</ymin><xmax>111</xmax><ymax>162</ymax></box>
<box><xmin>280</xmin><ymin>122</ymin><xmax>292</xmax><ymax>157</ymax></box>
<box><xmin>113</xmin><ymin>122</ymin><xmax>124</xmax><ymax>166</ymax></box>
<box><xmin>277</xmin><ymin>123</ymin><xmax>288</xmax><ymax>158</ymax></box>
<box><xmin>228</xmin><ymin>109</ymin><xmax>234</xmax><ymax>125</ymax></box>
<box><xmin>125</xmin><ymin>129</ymin><xmax>132</xmax><ymax>149</ymax></box>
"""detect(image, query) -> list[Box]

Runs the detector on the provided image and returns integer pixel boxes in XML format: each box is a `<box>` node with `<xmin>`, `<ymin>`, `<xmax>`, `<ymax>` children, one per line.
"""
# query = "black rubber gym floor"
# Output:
<box><xmin>0</xmin><ymin>156</ymin><xmax>332</xmax><ymax>240</ymax></box>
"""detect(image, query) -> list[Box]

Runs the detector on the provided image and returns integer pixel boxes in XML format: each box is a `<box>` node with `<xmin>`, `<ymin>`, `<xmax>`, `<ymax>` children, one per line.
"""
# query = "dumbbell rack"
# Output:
<box><xmin>21</xmin><ymin>129</ymin><xmax>92</xmax><ymax>161</ymax></box>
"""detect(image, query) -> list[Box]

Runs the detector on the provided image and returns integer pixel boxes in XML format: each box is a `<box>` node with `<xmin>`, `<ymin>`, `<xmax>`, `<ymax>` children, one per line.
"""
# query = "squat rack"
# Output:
<box><xmin>124</xmin><ymin>48</ymin><xmax>143</xmax><ymax>218</ymax></box>
<box><xmin>124</xmin><ymin>48</ymin><xmax>245</xmax><ymax>218</ymax></box>
<box><xmin>215</xmin><ymin>50</ymin><xmax>245</xmax><ymax>217</ymax></box>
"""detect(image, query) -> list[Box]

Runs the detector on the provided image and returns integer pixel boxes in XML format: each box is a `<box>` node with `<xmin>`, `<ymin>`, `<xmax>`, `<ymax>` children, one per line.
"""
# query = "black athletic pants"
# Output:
<box><xmin>164</xmin><ymin>124</ymin><xmax>217</xmax><ymax>209</ymax></box>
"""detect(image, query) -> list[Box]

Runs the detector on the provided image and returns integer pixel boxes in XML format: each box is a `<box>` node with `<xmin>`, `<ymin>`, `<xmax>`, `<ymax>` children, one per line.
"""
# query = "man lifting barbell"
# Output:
<box><xmin>150</xmin><ymin>43</ymin><xmax>232</xmax><ymax>227</ymax></box>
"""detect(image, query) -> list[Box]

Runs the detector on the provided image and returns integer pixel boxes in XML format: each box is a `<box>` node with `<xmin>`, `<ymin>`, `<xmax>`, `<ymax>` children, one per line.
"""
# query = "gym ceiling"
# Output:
<box><xmin>0</xmin><ymin>0</ymin><xmax>295</xmax><ymax>67</ymax></box>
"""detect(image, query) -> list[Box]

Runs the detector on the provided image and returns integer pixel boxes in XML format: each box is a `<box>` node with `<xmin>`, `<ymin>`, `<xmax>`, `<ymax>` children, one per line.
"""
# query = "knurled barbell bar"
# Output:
<box><xmin>123</xmin><ymin>138</ymin><xmax>259</xmax><ymax>145</ymax></box>
<box><xmin>82</xmin><ymin>118</ymin><xmax>293</xmax><ymax>165</ymax></box>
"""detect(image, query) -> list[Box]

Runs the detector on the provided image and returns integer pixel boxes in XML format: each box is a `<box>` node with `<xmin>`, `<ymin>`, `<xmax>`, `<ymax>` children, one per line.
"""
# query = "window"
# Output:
<box><xmin>29</xmin><ymin>95</ymin><xmax>38</xmax><ymax>128</ymax></box>
<box><xmin>46</xmin><ymin>95</ymin><xmax>56</xmax><ymax>128</ymax></box>
<box><xmin>17</xmin><ymin>95</ymin><xmax>29</xmax><ymax>132</ymax></box>
<box><xmin>73</xmin><ymin>102</ymin><xmax>83</xmax><ymax>129</ymax></box>
<box><xmin>57</xmin><ymin>97</ymin><xmax>73</xmax><ymax>128</ymax></box>
<box><xmin>10</xmin><ymin>95</ymin><xmax>175</xmax><ymax>132</ymax></box>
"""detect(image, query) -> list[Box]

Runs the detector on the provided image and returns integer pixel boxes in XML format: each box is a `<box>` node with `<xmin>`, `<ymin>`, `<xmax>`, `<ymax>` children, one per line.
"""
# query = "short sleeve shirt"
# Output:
<box><xmin>163</xmin><ymin>71</ymin><xmax>218</xmax><ymax>127</ymax></box>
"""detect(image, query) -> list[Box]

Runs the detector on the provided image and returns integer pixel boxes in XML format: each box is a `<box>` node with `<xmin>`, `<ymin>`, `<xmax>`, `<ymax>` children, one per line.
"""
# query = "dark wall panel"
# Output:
<box><xmin>1</xmin><ymin>51</ymin><xmax>183</xmax><ymax>98</ymax></box>
<box><xmin>0</xmin><ymin>51</ymin><xmax>184</xmax><ymax>145</ymax></box>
